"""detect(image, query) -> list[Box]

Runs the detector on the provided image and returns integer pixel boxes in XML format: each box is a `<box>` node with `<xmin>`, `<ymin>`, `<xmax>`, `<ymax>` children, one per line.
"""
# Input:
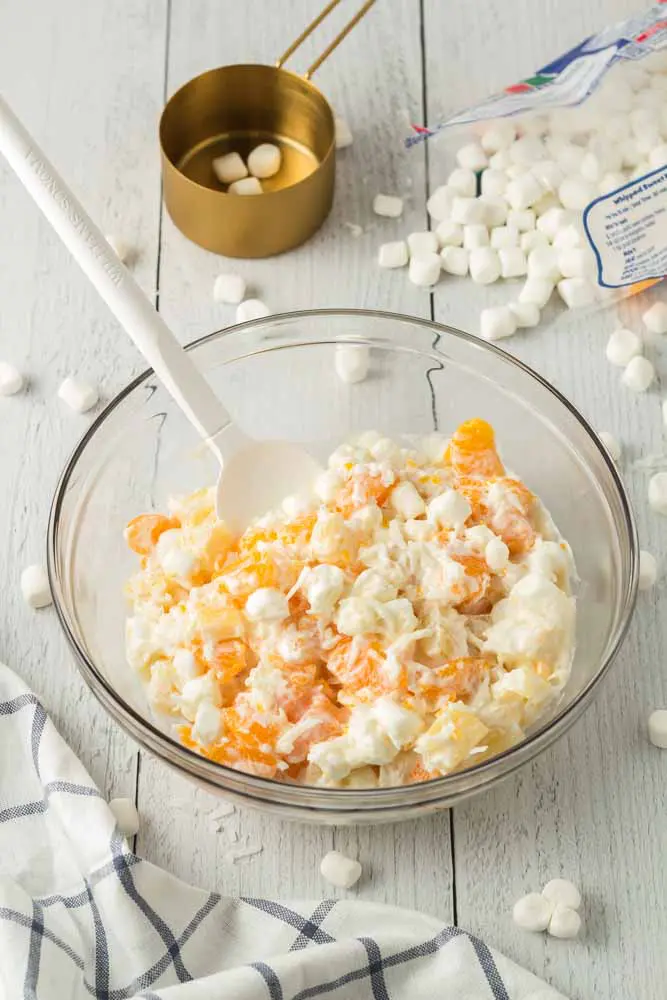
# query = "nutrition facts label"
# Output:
<box><xmin>584</xmin><ymin>166</ymin><xmax>667</xmax><ymax>287</ymax></box>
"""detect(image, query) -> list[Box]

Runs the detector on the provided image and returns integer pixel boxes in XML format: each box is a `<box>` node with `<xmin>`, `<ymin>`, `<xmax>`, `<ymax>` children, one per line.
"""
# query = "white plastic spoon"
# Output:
<box><xmin>0</xmin><ymin>94</ymin><xmax>321</xmax><ymax>533</ymax></box>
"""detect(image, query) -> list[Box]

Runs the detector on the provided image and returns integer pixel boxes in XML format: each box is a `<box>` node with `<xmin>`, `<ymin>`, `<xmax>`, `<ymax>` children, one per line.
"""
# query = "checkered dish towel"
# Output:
<box><xmin>0</xmin><ymin>664</ymin><xmax>566</xmax><ymax>999</ymax></box>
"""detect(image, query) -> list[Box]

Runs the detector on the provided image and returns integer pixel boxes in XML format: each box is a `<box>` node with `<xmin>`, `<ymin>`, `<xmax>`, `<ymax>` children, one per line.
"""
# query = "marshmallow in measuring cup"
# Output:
<box><xmin>213</xmin><ymin>152</ymin><xmax>248</xmax><ymax>184</ymax></box>
<box><xmin>228</xmin><ymin>177</ymin><xmax>263</xmax><ymax>195</ymax></box>
<box><xmin>247</xmin><ymin>143</ymin><xmax>282</xmax><ymax>179</ymax></box>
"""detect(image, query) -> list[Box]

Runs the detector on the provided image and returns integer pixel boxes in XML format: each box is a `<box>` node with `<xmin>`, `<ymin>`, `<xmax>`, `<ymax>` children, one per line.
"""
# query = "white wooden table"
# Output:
<box><xmin>1</xmin><ymin>2</ymin><xmax>665</xmax><ymax>996</ymax></box>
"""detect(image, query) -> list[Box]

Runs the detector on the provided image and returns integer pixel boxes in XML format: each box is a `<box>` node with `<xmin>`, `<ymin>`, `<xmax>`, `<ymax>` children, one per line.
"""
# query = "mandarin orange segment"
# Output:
<box><xmin>449</xmin><ymin>419</ymin><xmax>505</xmax><ymax>478</ymax></box>
<box><xmin>419</xmin><ymin>656</ymin><xmax>488</xmax><ymax>706</ymax></box>
<box><xmin>124</xmin><ymin>514</ymin><xmax>180</xmax><ymax>555</ymax></box>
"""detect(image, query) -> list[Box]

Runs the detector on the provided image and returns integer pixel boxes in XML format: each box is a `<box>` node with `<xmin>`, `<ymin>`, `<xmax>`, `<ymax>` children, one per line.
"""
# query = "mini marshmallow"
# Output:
<box><xmin>0</xmin><ymin>362</ymin><xmax>24</xmax><ymax>396</ymax></box>
<box><xmin>20</xmin><ymin>565</ymin><xmax>52</xmax><ymax>609</ymax></box>
<box><xmin>213</xmin><ymin>273</ymin><xmax>246</xmax><ymax>304</ymax></box>
<box><xmin>447</xmin><ymin>167</ymin><xmax>477</xmax><ymax>196</ymax></box>
<box><xmin>228</xmin><ymin>177</ymin><xmax>263</xmax><ymax>195</ymax></box>
<box><xmin>456</xmin><ymin>142</ymin><xmax>488</xmax><ymax>171</ymax></box>
<box><xmin>247</xmin><ymin>142</ymin><xmax>281</xmax><ymax>179</ymax></box>
<box><xmin>109</xmin><ymin>797</ymin><xmax>140</xmax><ymax>837</ymax></box>
<box><xmin>580</xmin><ymin>152</ymin><xmax>605</xmax><ymax>183</ymax></box>
<box><xmin>639</xmin><ymin>549</ymin><xmax>658</xmax><ymax>591</ymax></box>
<box><xmin>643</xmin><ymin>301</ymin><xmax>667</xmax><ymax>335</ymax></box>
<box><xmin>512</xmin><ymin>893</ymin><xmax>554</xmax><ymax>933</ymax></box>
<box><xmin>490</xmin><ymin>226</ymin><xmax>519</xmax><ymax>250</ymax></box>
<box><xmin>648</xmin><ymin>709</ymin><xmax>667</xmax><ymax>749</ymax></box>
<box><xmin>558</xmin><ymin>176</ymin><xmax>597</xmax><ymax>211</ymax></box>
<box><xmin>320</xmin><ymin>850</ymin><xmax>362</xmax><ymax>889</ymax></box>
<box><xmin>391</xmin><ymin>481</ymin><xmax>426</xmax><ymax>518</ymax></box>
<box><xmin>620</xmin><ymin>138</ymin><xmax>642</xmax><ymax>169</ymax></box>
<box><xmin>212</xmin><ymin>152</ymin><xmax>248</xmax><ymax>184</ymax></box>
<box><xmin>489</xmin><ymin>150</ymin><xmax>512</xmax><ymax>170</ymax></box>
<box><xmin>527</xmin><ymin>246</ymin><xmax>561</xmax><ymax>281</ymax></box>
<box><xmin>440</xmin><ymin>246</ymin><xmax>469</xmax><ymax>276</ymax></box>
<box><xmin>536</xmin><ymin>207</ymin><xmax>575</xmax><ymax>240</ymax></box>
<box><xmin>373</xmin><ymin>194</ymin><xmax>403</xmax><ymax>218</ymax></box>
<box><xmin>451</xmin><ymin>197</ymin><xmax>486</xmax><ymax>225</ymax></box>
<box><xmin>506</xmin><ymin>173</ymin><xmax>544</xmax><ymax>210</ymax></box>
<box><xmin>236</xmin><ymin>298</ymin><xmax>271</xmax><ymax>322</ymax></box>
<box><xmin>598</xmin><ymin>171</ymin><xmax>625</xmax><ymax>195</ymax></box>
<box><xmin>105</xmin><ymin>234</ymin><xmax>131</xmax><ymax>263</ymax></box>
<box><xmin>548</xmin><ymin>905</ymin><xmax>582</xmax><ymax>940</ymax></box>
<box><xmin>649</xmin><ymin>143</ymin><xmax>667</xmax><ymax>170</ymax></box>
<box><xmin>557</xmin><ymin>277</ymin><xmax>596</xmax><ymax>309</ymax></box>
<box><xmin>478</xmin><ymin>195</ymin><xmax>508</xmax><ymax>227</ymax></box>
<box><xmin>407</xmin><ymin>231</ymin><xmax>439</xmax><ymax>257</ymax></box>
<box><xmin>542</xmin><ymin>879</ymin><xmax>581</xmax><ymax>911</ymax></box>
<box><xmin>485</xmin><ymin>536</ymin><xmax>509</xmax><ymax>571</ymax></box>
<box><xmin>533</xmin><ymin>191</ymin><xmax>560</xmax><ymax>217</ymax></box>
<box><xmin>335</xmin><ymin>344</ymin><xmax>370</xmax><ymax>384</ymax></box>
<box><xmin>552</xmin><ymin>224</ymin><xmax>583</xmax><ymax>251</ymax></box>
<box><xmin>463</xmin><ymin>224</ymin><xmax>489</xmax><ymax>250</ymax></box>
<box><xmin>556</xmin><ymin>144</ymin><xmax>586</xmax><ymax>173</ymax></box>
<box><xmin>606</xmin><ymin>328</ymin><xmax>642</xmax><ymax>367</ymax></box>
<box><xmin>480</xmin><ymin>120</ymin><xmax>516</xmax><ymax>154</ymax></box>
<box><xmin>480</xmin><ymin>305</ymin><xmax>517</xmax><ymax>342</ymax></box>
<box><xmin>648</xmin><ymin>472</ymin><xmax>667</xmax><ymax>515</ymax></box>
<box><xmin>598</xmin><ymin>431</ymin><xmax>621</xmax><ymax>462</ymax></box>
<box><xmin>518</xmin><ymin>277</ymin><xmax>554</xmax><ymax>308</ymax></box>
<box><xmin>378</xmin><ymin>240</ymin><xmax>409</xmax><ymax>268</ymax></box>
<box><xmin>520</xmin><ymin>230</ymin><xmax>549</xmax><ymax>254</ymax></box>
<box><xmin>558</xmin><ymin>248</ymin><xmax>593</xmax><ymax>279</ymax></box>
<box><xmin>509</xmin><ymin>136</ymin><xmax>545</xmax><ymax>165</ymax></box>
<box><xmin>530</xmin><ymin>159</ymin><xmax>564</xmax><ymax>191</ymax></box>
<box><xmin>631</xmin><ymin>106</ymin><xmax>659</xmax><ymax>140</ymax></box>
<box><xmin>58</xmin><ymin>376</ymin><xmax>98</xmax><ymax>413</ymax></box>
<box><xmin>468</xmin><ymin>246</ymin><xmax>501</xmax><ymax>285</ymax></box>
<box><xmin>507</xmin><ymin>208</ymin><xmax>535</xmax><ymax>232</ymax></box>
<box><xmin>622</xmin><ymin>355</ymin><xmax>655</xmax><ymax>392</ymax></box>
<box><xmin>435</xmin><ymin>219</ymin><xmax>463</xmax><ymax>247</ymax></box>
<box><xmin>480</xmin><ymin>169</ymin><xmax>507</xmax><ymax>197</ymax></box>
<box><xmin>509</xmin><ymin>301</ymin><xmax>540</xmax><ymax>328</ymax></box>
<box><xmin>499</xmin><ymin>247</ymin><xmax>527</xmax><ymax>279</ymax></box>
<box><xmin>334</xmin><ymin>116</ymin><xmax>353</xmax><ymax>149</ymax></box>
<box><xmin>426</xmin><ymin>185</ymin><xmax>455</xmax><ymax>221</ymax></box>
<box><xmin>409</xmin><ymin>253</ymin><xmax>441</xmax><ymax>287</ymax></box>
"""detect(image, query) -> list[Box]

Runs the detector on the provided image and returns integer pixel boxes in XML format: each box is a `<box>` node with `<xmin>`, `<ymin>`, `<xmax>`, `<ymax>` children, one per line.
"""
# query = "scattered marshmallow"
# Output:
<box><xmin>527</xmin><ymin>246</ymin><xmax>561</xmax><ymax>281</ymax></box>
<box><xmin>499</xmin><ymin>247</ymin><xmax>527</xmax><ymax>279</ymax></box>
<box><xmin>435</xmin><ymin>220</ymin><xmax>463</xmax><ymax>247</ymax></box>
<box><xmin>213</xmin><ymin>273</ymin><xmax>246</xmax><ymax>304</ymax></box>
<box><xmin>409</xmin><ymin>253</ymin><xmax>441</xmax><ymax>287</ymax></box>
<box><xmin>334</xmin><ymin>116</ymin><xmax>353</xmax><ymax>149</ymax></box>
<box><xmin>426</xmin><ymin>186</ymin><xmax>455</xmax><ymax>221</ymax></box>
<box><xmin>407</xmin><ymin>231</ymin><xmax>439</xmax><ymax>257</ymax></box>
<box><xmin>520</xmin><ymin>230</ymin><xmax>549</xmax><ymax>254</ymax></box>
<box><xmin>547</xmin><ymin>905</ymin><xmax>582</xmax><ymax>940</ymax></box>
<box><xmin>598</xmin><ymin>431</ymin><xmax>621</xmax><ymax>462</ymax></box>
<box><xmin>212</xmin><ymin>152</ymin><xmax>248</xmax><ymax>184</ymax></box>
<box><xmin>557</xmin><ymin>277</ymin><xmax>596</xmax><ymax>309</ymax></box>
<box><xmin>20</xmin><ymin>564</ymin><xmax>52</xmax><ymax>609</ymax></box>
<box><xmin>518</xmin><ymin>277</ymin><xmax>554</xmax><ymax>308</ymax></box>
<box><xmin>480</xmin><ymin>121</ymin><xmax>516</xmax><ymax>154</ymax></box>
<box><xmin>373</xmin><ymin>194</ymin><xmax>403</xmax><ymax>218</ymax></box>
<box><xmin>507</xmin><ymin>208</ymin><xmax>536</xmax><ymax>232</ymax></box>
<box><xmin>469</xmin><ymin>246</ymin><xmax>501</xmax><ymax>285</ymax></box>
<box><xmin>479</xmin><ymin>195</ymin><xmax>508</xmax><ymax>227</ymax></box>
<box><xmin>639</xmin><ymin>549</ymin><xmax>658</xmax><ymax>591</ymax></box>
<box><xmin>463</xmin><ymin>224</ymin><xmax>489</xmax><ymax>250</ymax></box>
<box><xmin>320</xmin><ymin>850</ymin><xmax>362</xmax><ymax>889</ymax></box>
<box><xmin>335</xmin><ymin>344</ymin><xmax>370</xmax><ymax>384</ymax></box>
<box><xmin>643</xmin><ymin>301</ymin><xmax>667</xmax><ymax>335</ymax></box>
<box><xmin>558</xmin><ymin>248</ymin><xmax>593</xmax><ymax>279</ymax></box>
<box><xmin>648</xmin><ymin>709</ymin><xmax>667</xmax><ymax>748</ymax></box>
<box><xmin>105</xmin><ymin>234</ymin><xmax>131</xmax><ymax>264</ymax></box>
<box><xmin>622</xmin><ymin>355</ymin><xmax>655</xmax><ymax>392</ymax></box>
<box><xmin>451</xmin><ymin>197</ymin><xmax>486</xmax><ymax>226</ymax></box>
<box><xmin>480</xmin><ymin>305</ymin><xmax>517</xmax><ymax>342</ymax></box>
<box><xmin>558</xmin><ymin>176</ymin><xmax>597</xmax><ymax>211</ymax></box>
<box><xmin>512</xmin><ymin>893</ymin><xmax>554</xmax><ymax>932</ymax></box>
<box><xmin>509</xmin><ymin>136</ymin><xmax>545</xmax><ymax>166</ymax></box>
<box><xmin>0</xmin><ymin>361</ymin><xmax>24</xmax><ymax>396</ymax></box>
<box><xmin>109</xmin><ymin>797</ymin><xmax>140</xmax><ymax>838</ymax></box>
<box><xmin>236</xmin><ymin>298</ymin><xmax>271</xmax><ymax>323</ymax></box>
<box><xmin>58</xmin><ymin>376</ymin><xmax>98</xmax><ymax>413</ymax></box>
<box><xmin>510</xmin><ymin>301</ymin><xmax>540</xmax><ymax>328</ymax></box>
<box><xmin>649</xmin><ymin>472</ymin><xmax>667</xmax><ymax>514</ymax></box>
<box><xmin>378</xmin><ymin>241</ymin><xmax>409</xmax><ymax>268</ymax></box>
<box><xmin>490</xmin><ymin>226</ymin><xmax>519</xmax><ymax>250</ymax></box>
<box><xmin>605</xmin><ymin>328</ymin><xmax>642</xmax><ymax>367</ymax></box>
<box><xmin>481</xmin><ymin>169</ymin><xmax>508</xmax><ymax>197</ymax></box>
<box><xmin>542</xmin><ymin>879</ymin><xmax>582</xmax><ymax>911</ymax></box>
<box><xmin>506</xmin><ymin>173</ymin><xmax>544</xmax><ymax>210</ymax></box>
<box><xmin>456</xmin><ymin>142</ymin><xmax>488</xmax><ymax>171</ymax></box>
<box><xmin>447</xmin><ymin>167</ymin><xmax>477</xmax><ymax>197</ymax></box>
<box><xmin>440</xmin><ymin>246</ymin><xmax>469</xmax><ymax>276</ymax></box>
<box><xmin>247</xmin><ymin>143</ymin><xmax>282</xmax><ymax>179</ymax></box>
<box><xmin>228</xmin><ymin>177</ymin><xmax>263</xmax><ymax>195</ymax></box>
<box><xmin>536</xmin><ymin>207</ymin><xmax>574</xmax><ymax>240</ymax></box>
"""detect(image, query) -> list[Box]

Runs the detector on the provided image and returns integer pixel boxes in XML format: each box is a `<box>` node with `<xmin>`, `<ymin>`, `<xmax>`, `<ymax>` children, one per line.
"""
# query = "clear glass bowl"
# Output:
<box><xmin>48</xmin><ymin>310</ymin><xmax>638</xmax><ymax>824</ymax></box>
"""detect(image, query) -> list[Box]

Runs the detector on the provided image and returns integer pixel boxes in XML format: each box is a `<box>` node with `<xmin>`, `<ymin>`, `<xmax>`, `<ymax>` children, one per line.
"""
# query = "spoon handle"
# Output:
<box><xmin>0</xmin><ymin>93</ymin><xmax>229</xmax><ymax>452</ymax></box>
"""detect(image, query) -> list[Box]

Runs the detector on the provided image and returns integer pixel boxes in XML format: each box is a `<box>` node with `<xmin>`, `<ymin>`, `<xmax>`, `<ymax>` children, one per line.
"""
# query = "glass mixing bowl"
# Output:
<box><xmin>48</xmin><ymin>310</ymin><xmax>637</xmax><ymax>824</ymax></box>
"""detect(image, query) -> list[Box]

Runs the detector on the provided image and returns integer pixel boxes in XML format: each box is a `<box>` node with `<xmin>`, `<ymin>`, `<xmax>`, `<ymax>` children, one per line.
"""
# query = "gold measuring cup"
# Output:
<box><xmin>159</xmin><ymin>0</ymin><xmax>376</xmax><ymax>258</ymax></box>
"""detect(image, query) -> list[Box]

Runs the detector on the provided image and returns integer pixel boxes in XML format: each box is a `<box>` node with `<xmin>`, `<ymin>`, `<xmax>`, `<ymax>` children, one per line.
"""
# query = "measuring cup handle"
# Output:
<box><xmin>276</xmin><ymin>0</ymin><xmax>377</xmax><ymax>80</ymax></box>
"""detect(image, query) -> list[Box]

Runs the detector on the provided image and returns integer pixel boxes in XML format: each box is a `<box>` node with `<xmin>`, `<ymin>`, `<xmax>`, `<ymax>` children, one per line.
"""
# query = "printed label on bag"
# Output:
<box><xmin>583</xmin><ymin>166</ymin><xmax>667</xmax><ymax>287</ymax></box>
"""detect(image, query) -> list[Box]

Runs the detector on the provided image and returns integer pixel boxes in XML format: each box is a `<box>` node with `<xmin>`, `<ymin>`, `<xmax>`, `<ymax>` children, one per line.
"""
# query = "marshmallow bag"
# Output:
<box><xmin>407</xmin><ymin>4</ymin><xmax>667</xmax><ymax>317</ymax></box>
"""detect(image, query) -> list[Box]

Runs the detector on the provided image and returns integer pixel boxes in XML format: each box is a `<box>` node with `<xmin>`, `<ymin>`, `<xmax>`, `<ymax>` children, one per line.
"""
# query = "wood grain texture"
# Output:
<box><xmin>424</xmin><ymin>2</ymin><xmax>667</xmax><ymax>996</ymax></box>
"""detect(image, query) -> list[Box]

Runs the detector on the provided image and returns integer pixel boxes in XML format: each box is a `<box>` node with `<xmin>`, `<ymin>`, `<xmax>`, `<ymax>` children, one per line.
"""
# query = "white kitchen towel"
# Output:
<box><xmin>0</xmin><ymin>663</ymin><xmax>566</xmax><ymax>999</ymax></box>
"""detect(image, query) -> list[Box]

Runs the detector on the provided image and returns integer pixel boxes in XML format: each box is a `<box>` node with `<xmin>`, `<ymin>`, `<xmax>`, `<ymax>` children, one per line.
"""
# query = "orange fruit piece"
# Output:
<box><xmin>125</xmin><ymin>514</ymin><xmax>180</xmax><ymax>555</ymax></box>
<box><xmin>335</xmin><ymin>471</ymin><xmax>392</xmax><ymax>517</ymax></box>
<box><xmin>449</xmin><ymin>419</ymin><xmax>505</xmax><ymax>479</ymax></box>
